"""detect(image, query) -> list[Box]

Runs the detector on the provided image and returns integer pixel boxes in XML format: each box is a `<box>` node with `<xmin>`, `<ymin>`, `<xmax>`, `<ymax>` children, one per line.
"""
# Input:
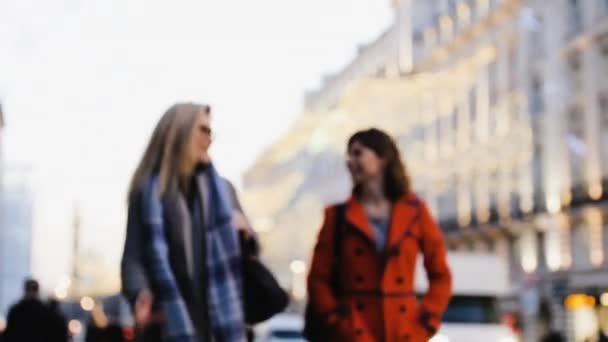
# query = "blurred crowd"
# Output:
<box><xmin>2</xmin><ymin>279</ymin><xmax>68</xmax><ymax>342</ymax></box>
<box><xmin>0</xmin><ymin>279</ymin><xmax>132</xmax><ymax>342</ymax></box>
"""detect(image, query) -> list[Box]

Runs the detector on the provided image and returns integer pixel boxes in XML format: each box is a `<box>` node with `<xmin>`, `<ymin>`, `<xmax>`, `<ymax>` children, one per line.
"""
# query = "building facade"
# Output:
<box><xmin>0</xmin><ymin>102</ymin><xmax>4</xmax><ymax>188</ymax></box>
<box><xmin>243</xmin><ymin>1</ymin><xmax>608</xmax><ymax>341</ymax></box>
<box><xmin>0</xmin><ymin>166</ymin><xmax>34</xmax><ymax>317</ymax></box>
<box><xmin>0</xmin><ymin>106</ymin><xmax>35</xmax><ymax>319</ymax></box>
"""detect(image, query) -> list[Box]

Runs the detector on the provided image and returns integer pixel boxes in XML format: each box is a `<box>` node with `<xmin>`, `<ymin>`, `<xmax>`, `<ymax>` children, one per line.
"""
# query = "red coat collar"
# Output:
<box><xmin>344</xmin><ymin>193</ymin><xmax>422</xmax><ymax>251</ymax></box>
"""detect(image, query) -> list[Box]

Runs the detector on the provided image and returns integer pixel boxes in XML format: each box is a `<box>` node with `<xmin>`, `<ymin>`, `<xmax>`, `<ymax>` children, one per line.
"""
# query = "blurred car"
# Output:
<box><xmin>256</xmin><ymin>252</ymin><xmax>519</xmax><ymax>342</ymax></box>
<box><xmin>254</xmin><ymin>313</ymin><xmax>305</xmax><ymax>342</ymax></box>
<box><xmin>418</xmin><ymin>252</ymin><xmax>520</xmax><ymax>342</ymax></box>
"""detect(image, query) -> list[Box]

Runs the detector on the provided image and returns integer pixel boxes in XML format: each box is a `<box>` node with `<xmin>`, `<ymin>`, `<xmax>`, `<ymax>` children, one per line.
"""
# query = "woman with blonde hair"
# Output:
<box><xmin>121</xmin><ymin>103</ymin><xmax>250</xmax><ymax>342</ymax></box>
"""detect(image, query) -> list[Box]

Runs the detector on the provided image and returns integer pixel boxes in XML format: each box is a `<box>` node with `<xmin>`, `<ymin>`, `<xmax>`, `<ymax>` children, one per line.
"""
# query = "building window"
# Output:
<box><xmin>537</xmin><ymin>232</ymin><xmax>547</xmax><ymax>274</ymax></box>
<box><xmin>585</xmin><ymin>208</ymin><xmax>604</xmax><ymax>267</ymax></box>
<box><xmin>532</xmin><ymin>139</ymin><xmax>544</xmax><ymax>212</ymax></box>
<box><xmin>528</xmin><ymin>15</ymin><xmax>545</xmax><ymax>59</ymax></box>
<box><xmin>408</xmin><ymin>125</ymin><xmax>425</xmax><ymax>145</ymax></box>
<box><xmin>530</xmin><ymin>74</ymin><xmax>544</xmax><ymax>116</ymax></box>
<box><xmin>439</xmin><ymin>111</ymin><xmax>456</xmax><ymax>156</ymax></box>
<box><xmin>544</xmin><ymin>215</ymin><xmax>572</xmax><ymax>271</ymax></box>
<box><xmin>414</xmin><ymin>29</ymin><xmax>424</xmax><ymax>44</ymax></box>
<box><xmin>432</xmin><ymin>5</ymin><xmax>443</xmax><ymax>28</ymax></box>
<box><xmin>447</xmin><ymin>0</ymin><xmax>459</xmax><ymax>29</ymax></box>
<box><xmin>469</xmin><ymin>86</ymin><xmax>477</xmax><ymax>119</ymax></box>
<box><xmin>467</xmin><ymin>0</ymin><xmax>477</xmax><ymax>21</ymax></box>
<box><xmin>599</xmin><ymin>94</ymin><xmax>608</xmax><ymax>175</ymax></box>
<box><xmin>488</xmin><ymin>60</ymin><xmax>499</xmax><ymax>108</ymax></box>
<box><xmin>598</xmin><ymin>94</ymin><xmax>608</xmax><ymax>132</ymax></box>
<box><xmin>508</xmin><ymin>237</ymin><xmax>523</xmax><ymax>283</ymax></box>
<box><xmin>597</xmin><ymin>0</ymin><xmax>608</xmax><ymax>19</ymax></box>
<box><xmin>567</xmin><ymin>105</ymin><xmax>586</xmax><ymax>186</ymax></box>
<box><xmin>447</xmin><ymin>0</ymin><xmax>458</xmax><ymax>13</ymax></box>
<box><xmin>567</xmin><ymin>0</ymin><xmax>583</xmax><ymax>39</ymax></box>
<box><xmin>510</xmin><ymin>178</ymin><xmax>522</xmax><ymax>218</ymax></box>
<box><xmin>599</xmin><ymin>35</ymin><xmax>608</xmax><ymax>88</ymax></box>
<box><xmin>508</xmin><ymin>45</ymin><xmax>518</xmax><ymax>91</ymax></box>
<box><xmin>490</xmin><ymin>0</ymin><xmax>502</xmax><ymax>9</ymax></box>
<box><xmin>486</xmin><ymin>240</ymin><xmax>496</xmax><ymax>253</ymax></box>
<box><xmin>568</xmin><ymin>53</ymin><xmax>583</xmax><ymax>95</ymax></box>
<box><xmin>435</xmin><ymin>117</ymin><xmax>442</xmax><ymax>146</ymax></box>
<box><xmin>488</xmin><ymin>174</ymin><xmax>499</xmax><ymax>221</ymax></box>
<box><xmin>519</xmin><ymin>229</ymin><xmax>538</xmax><ymax>273</ymax></box>
<box><xmin>437</xmin><ymin>188</ymin><xmax>458</xmax><ymax>223</ymax></box>
<box><xmin>571</xmin><ymin>223</ymin><xmax>591</xmax><ymax>269</ymax></box>
<box><xmin>603</xmin><ymin>223</ymin><xmax>608</xmax><ymax>267</ymax></box>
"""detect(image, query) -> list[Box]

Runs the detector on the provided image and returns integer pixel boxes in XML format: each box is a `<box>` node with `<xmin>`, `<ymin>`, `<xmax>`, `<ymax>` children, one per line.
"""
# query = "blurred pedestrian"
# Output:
<box><xmin>121</xmin><ymin>103</ymin><xmax>251</xmax><ymax>342</ymax></box>
<box><xmin>47</xmin><ymin>298</ymin><xmax>69</xmax><ymax>342</ymax></box>
<box><xmin>306</xmin><ymin>128</ymin><xmax>452</xmax><ymax>342</ymax></box>
<box><xmin>4</xmin><ymin>279</ymin><xmax>52</xmax><ymax>342</ymax></box>
<box><xmin>599</xmin><ymin>329</ymin><xmax>608</xmax><ymax>342</ymax></box>
<box><xmin>85</xmin><ymin>303</ymin><xmax>123</xmax><ymax>342</ymax></box>
<box><xmin>85</xmin><ymin>321</ymin><xmax>123</xmax><ymax>342</ymax></box>
<box><xmin>540</xmin><ymin>331</ymin><xmax>565</xmax><ymax>342</ymax></box>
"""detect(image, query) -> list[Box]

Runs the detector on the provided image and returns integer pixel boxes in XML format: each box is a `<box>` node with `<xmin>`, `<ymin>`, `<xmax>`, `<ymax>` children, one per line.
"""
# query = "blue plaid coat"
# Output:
<box><xmin>135</xmin><ymin>165</ymin><xmax>246</xmax><ymax>342</ymax></box>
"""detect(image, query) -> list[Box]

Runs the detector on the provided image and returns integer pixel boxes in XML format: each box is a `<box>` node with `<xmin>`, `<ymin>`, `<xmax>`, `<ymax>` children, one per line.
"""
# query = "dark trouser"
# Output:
<box><xmin>137</xmin><ymin>324</ymin><xmax>208</xmax><ymax>342</ymax></box>
<box><xmin>138</xmin><ymin>323</ymin><xmax>254</xmax><ymax>342</ymax></box>
<box><xmin>137</xmin><ymin>323</ymin><xmax>162</xmax><ymax>342</ymax></box>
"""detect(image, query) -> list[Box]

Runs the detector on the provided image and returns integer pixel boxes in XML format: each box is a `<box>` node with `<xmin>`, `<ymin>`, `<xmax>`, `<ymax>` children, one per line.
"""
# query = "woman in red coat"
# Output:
<box><xmin>307</xmin><ymin>128</ymin><xmax>452</xmax><ymax>342</ymax></box>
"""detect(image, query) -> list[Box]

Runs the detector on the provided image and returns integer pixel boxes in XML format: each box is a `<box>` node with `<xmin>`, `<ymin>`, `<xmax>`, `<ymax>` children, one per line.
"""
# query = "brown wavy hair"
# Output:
<box><xmin>348</xmin><ymin>128</ymin><xmax>411</xmax><ymax>202</ymax></box>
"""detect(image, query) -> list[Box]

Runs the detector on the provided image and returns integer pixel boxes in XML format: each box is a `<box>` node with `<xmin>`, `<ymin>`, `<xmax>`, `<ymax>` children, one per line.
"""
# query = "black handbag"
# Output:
<box><xmin>240</xmin><ymin>233</ymin><xmax>289</xmax><ymax>324</ymax></box>
<box><xmin>303</xmin><ymin>203</ymin><xmax>346</xmax><ymax>342</ymax></box>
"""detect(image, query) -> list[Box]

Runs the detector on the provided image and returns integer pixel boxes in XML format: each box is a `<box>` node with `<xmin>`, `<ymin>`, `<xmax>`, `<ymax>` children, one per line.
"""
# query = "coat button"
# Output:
<box><xmin>396</xmin><ymin>276</ymin><xmax>404</xmax><ymax>284</ymax></box>
<box><xmin>391</xmin><ymin>248</ymin><xmax>400</xmax><ymax>257</ymax></box>
<box><xmin>355</xmin><ymin>329</ymin><xmax>363</xmax><ymax>336</ymax></box>
<box><xmin>354</xmin><ymin>247</ymin><xmax>364</xmax><ymax>256</ymax></box>
<box><xmin>355</xmin><ymin>275</ymin><xmax>364</xmax><ymax>283</ymax></box>
<box><xmin>357</xmin><ymin>302</ymin><xmax>365</xmax><ymax>311</ymax></box>
<box><xmin>400</xmin><ymin>305</ymin><xmax>407</xmax><ymax>313</ymax></box>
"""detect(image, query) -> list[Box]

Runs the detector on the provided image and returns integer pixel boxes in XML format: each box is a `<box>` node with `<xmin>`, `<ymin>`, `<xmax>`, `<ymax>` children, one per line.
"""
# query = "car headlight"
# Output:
<box><xmin>498</xmin><ymin>336</ymin><xmax>518</xmax><ymax>342</ymax></box>
<box><xmin>429</xmin><ymin>334</ymin><xmax>450</xmax><ymax>342</ymax></box>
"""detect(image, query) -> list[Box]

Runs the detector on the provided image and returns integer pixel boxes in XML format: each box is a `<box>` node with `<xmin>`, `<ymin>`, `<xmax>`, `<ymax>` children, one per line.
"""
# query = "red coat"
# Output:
<box><xmin>307</xmin><ymin>193</ymin><xmax>452</xmax><ymax>342</ymax></box>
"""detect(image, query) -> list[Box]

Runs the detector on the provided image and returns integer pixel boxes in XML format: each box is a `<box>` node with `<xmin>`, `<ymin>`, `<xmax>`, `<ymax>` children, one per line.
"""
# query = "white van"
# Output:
<box><xmin>417</xmin><ymin>252</ymin><xmax>519</xmax><ymax>342</ymax></box>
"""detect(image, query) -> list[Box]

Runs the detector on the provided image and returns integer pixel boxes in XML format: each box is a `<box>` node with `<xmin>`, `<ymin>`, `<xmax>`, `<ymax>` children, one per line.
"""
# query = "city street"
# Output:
<box><xmin>2</xmin><ymin>1</ymin><xmax>608</xmax><ymax>342</ymax></box>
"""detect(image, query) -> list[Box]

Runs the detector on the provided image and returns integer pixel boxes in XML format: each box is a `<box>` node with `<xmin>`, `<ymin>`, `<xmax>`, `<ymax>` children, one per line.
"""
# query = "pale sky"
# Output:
<box><xmin>0</xmin><ymin>1</ymin><xmax>392</xmax><ymax>292</ymax></box>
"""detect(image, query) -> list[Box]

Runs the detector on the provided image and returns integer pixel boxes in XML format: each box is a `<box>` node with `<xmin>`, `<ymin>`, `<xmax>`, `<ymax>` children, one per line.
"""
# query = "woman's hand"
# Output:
<box><xmin>135</xmin><ymin>290</ymin><xmax>165</xmax><ymax>328</ymax></box>
<box><xmin>135</xmin><ymin>290</ymin><xmax>153</xmax><ymax>327</ymax></box>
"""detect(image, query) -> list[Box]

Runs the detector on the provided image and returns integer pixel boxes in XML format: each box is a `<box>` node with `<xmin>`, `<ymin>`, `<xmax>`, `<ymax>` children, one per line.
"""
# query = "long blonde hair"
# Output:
<box><xmin>128</xmin><ymin>102</ymin><xmax>210</xmax><ymax>200</ymax></box>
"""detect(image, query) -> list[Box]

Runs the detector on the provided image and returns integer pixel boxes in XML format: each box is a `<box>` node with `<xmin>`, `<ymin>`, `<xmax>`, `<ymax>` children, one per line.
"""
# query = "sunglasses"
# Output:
<box><xmin>349</xmin><ymin>147</ymin><xmax>364</xmax><ymax>157</ymax></box>
<box><xmin>199</xmin><ymin>125</ymin><xmax>213</xmax><ymax>137</ymax></box>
